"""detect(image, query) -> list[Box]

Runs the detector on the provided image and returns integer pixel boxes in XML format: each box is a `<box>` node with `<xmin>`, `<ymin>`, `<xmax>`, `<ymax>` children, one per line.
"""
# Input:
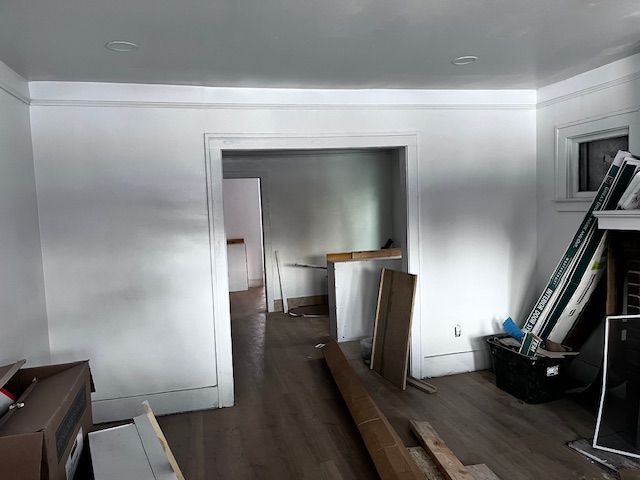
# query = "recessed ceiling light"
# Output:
<box><xmin>451</xmin><ymin>55</ymin><xmax>478</xmax><ymax>66</ymax></box>
<box><xmin>105</xmin><ymin>41</ymin><xmax>139</xmax><ymax>53</ymax></box>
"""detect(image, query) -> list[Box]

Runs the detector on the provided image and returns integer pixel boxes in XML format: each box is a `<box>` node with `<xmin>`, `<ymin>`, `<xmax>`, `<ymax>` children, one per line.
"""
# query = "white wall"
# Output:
<box><xmin>29</xmin><ymin>101</ymin><xmax>219</xmax><ymax>421</ymax></box>
<box><xmin>27</xmin><ymin>81</ymin><xmax>536</xmax><ymax>394</ymax></box>
<box><xmin>223</xmin><ymin>149</ymin><xmax>395</xmax><ymax>310</ymax></box>
<box><xmin>536</xmin><ymin>54</ymin><xmax>640</xmax><ymax>292</ymax></box>
<box><xmin>0</xmin><ymin>62</ymin><xmax>49</xmax><ymax>366</ymax></box>
<box><xmin>223</xmin><ymin>178</ymin><xmax>264</xmax><ymax>287</ymax></box>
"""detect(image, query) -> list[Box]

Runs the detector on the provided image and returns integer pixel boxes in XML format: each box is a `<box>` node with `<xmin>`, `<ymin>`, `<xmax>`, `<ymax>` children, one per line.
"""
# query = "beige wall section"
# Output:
<box><xmin>536</xmin><ymin>53</ymin><xmax>640</xmax><ymax>293</ymax></box>
<box><xmin>0</xmin><ymin>62</ymin><xmax>49</xmax><ymax>365</ymax></box>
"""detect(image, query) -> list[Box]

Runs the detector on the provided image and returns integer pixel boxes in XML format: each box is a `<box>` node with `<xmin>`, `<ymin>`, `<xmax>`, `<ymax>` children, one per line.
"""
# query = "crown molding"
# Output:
<box><xmin>0</xmin><ymin>61</ymin><xmax>30</xmax><ymax>105</ymax></box>
<box><xmin>28</xmin><ymin>98</ymin><xmax>535</xmax><ymax>110</ymax></box>
<box><xmin>537</xmin><ymin>70</ymin><xmax>640</xmax><ymax>109</ymax></box>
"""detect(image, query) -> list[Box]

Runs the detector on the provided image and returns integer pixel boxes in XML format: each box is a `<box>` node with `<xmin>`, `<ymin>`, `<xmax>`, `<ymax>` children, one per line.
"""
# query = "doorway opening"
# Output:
<box><xmin>222</xmin><ymin>177</ymin><xmax>267</xmax><ymax>316</ymax></box>
<box><xmin>205</xmin><ymin>134</ymin><xmax>420</xmax><ymax>408</ymax></box>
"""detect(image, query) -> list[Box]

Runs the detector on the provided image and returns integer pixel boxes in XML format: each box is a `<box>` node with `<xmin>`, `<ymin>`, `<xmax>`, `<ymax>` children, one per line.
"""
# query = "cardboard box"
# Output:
<box><xmin>0</xmin><ymin>359</ymin><xmax>94</xmax><ymax>480</ymax></box>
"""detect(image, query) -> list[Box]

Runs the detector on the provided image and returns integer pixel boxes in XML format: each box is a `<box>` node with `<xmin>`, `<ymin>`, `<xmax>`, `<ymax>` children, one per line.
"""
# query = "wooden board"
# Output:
<box><xmin>371</xmin><ymin>268</ymin><xmax>417</xmax><ymax>389</ymax></box>
<box><xmin>327</xmin><ymin>248</ymin><xmax>402</xmax><ymax>262</ymax></box>
<box><xmin>322</xmin><ymin>341</ymin><xmax>424</xmax><ymax>480</ymax></box>
<box><xmin>407</xmin><ymin>447</ymin><xmax>445</xmax><ymax>480</ymax></box>
<box><xmin>407</xmin><ymin>446</ymin><xmax>499</xmax><ymax>480</ymax></box>
<box><xmin>409</xmin><ymin>421</ymin><xmax>474</xmax><ymax>480</ymax></box>
<box><xmin>352</xmin><ymin>248</ymin><xmax>402</xmax><ymax>260</ymax></box>
<box><xmin>142</xmin><ymin>401</ymin><xmax>186</xmax><ymax>480</ymax></box>
<box><xmin>407</xmin><ymin>377</ymin><xmax>438</xmax><ymax>394</ymax></box>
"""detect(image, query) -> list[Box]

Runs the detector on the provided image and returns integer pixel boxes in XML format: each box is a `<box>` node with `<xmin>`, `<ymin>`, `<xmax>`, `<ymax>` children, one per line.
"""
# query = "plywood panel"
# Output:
<box><xmin>371</xmin><ymin>268</ymin><xmax>417</xmax><ymax>389</ymax></box>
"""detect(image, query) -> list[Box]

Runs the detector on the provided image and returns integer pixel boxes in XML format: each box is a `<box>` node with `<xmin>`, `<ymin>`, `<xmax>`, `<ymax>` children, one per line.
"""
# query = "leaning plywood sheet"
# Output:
<box><xmin>322</xmin><ymin>341</ymin><xmax>423</xmax><ymax>480</ymax></box>
<box><xmin>410</xmin><ymin>421</ymin><xmax>474</xmax><ymax>480</ymax></box>
<box><xmin>371</xmin><ymin>268</ymin><xmax>417</xmax><ymax>389</ymax></box>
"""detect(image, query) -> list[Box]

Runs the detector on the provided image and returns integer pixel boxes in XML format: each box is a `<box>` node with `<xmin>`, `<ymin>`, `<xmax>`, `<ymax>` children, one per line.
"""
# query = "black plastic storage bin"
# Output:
<box><xmin>487</xmin><ymin>336</ymin><xmax>572</xmax><ymax>404</ymax></box>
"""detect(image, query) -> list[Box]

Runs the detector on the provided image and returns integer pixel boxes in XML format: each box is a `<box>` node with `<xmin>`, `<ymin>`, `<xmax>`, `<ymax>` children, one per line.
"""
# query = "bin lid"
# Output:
<box><xmin>0</xmin><ymin>360</ymin><xmax>26</xmax><ymax>391</ymax></box>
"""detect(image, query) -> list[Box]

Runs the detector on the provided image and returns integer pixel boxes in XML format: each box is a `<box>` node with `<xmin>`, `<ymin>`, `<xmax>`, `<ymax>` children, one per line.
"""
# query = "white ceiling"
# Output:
<box><xmin>1</xmin><ymin>0</ymin><xmax>639</xmax><ymax>89</ymax></box>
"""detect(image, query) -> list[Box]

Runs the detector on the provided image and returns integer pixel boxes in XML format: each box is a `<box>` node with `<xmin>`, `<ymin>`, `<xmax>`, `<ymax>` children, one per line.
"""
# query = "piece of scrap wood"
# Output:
<box><xmin>407</xmin><ymin>377</ymin><xmax>438</xmax><ymax>394</ymax></box>
<box><xmin>409</xmin><ymin>420</ymin><xmax>474</xmax><ymax>480</ymax></box>
<box><xmin>371</xmin><ymin>268</ymin><xmax>417</xmax><ymax>389</ymax></box>
<box><xmin>407</xmin><ymin>447</ymin><xmax>445</xmax><ymax>479</ymax></box>
<box><xmin>142</xmin><ymin>401</ymin><xmax>186</xmax><ymax>480</ymax></box>
<box><xmin>466</xmin><ymin>464</ymin><xmax>501</xmax><ymax>480</ymax></box>
<box><xmin>322</xmin><ymin>341</ymin><xmax>423</xmax><ymax>480</ymax></box>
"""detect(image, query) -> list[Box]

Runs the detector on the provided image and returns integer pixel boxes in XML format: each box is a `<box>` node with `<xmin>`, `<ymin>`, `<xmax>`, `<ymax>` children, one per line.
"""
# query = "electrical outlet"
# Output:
<box><xmin>454</xmin><ymin>324</ymin><xmax>462</xmax><ymax>337</ymax></box>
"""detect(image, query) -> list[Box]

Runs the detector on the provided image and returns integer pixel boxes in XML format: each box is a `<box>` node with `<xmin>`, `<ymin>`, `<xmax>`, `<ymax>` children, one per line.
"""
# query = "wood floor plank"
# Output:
<box><xmin>466</xmin><ymin>464</ymin><xmax>501</xmax><ymax>480</ymax></box>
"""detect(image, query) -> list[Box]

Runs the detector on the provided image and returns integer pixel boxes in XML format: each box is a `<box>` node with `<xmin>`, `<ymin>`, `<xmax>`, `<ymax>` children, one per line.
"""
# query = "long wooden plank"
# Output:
<box><xmin>322</xmin><ymin>341</ymin><xmax>424</xmax><ymax>480</ymax></box>
<box><xmin>409</xmin><ymin>421</ymin><xmax>474</xmax><ymax>480</ymax></box>
<box><xmin>352</xmin><ymin>248</ymin><xmax>402</xmax><ymax>260</ymax></box>
<box><xmin>371</xmin><ymin>269</ymin><xmax>417</xmax><ymax>389</ymax></box>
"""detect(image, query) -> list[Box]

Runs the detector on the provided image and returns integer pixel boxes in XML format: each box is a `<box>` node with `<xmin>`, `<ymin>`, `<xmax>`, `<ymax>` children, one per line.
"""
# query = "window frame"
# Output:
<box><xmin>555</xmin><ymin>108</ymin><xmax>640</xmax><ymax>212</ymax></box>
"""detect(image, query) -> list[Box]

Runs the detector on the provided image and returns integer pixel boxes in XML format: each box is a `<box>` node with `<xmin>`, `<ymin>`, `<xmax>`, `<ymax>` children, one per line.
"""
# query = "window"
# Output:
<box><xmin>575</xmin><ymin>131</ymin><xmax>629</xmax><ymax>193</ymax></box>
<box><xmin>555</xmin><ymin>109</ymin><xmax>639</xmax><ymax>211</ymax></box>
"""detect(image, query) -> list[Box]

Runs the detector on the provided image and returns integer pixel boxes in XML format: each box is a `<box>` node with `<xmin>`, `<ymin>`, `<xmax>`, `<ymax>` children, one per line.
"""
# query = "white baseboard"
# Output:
<box><xmin>421</xmin><ymin>348</ymin><xmax>492</xmax><ymax>378</ymax></box>
<box><xmin>248</xmin><ymin>278</ymin><xmax>264</xmax><ymax>287</ymax></box>
<box><xmin>92</xmin><ymin>386</ymin><xmax>219</xmax><ymax>423</ymax></box>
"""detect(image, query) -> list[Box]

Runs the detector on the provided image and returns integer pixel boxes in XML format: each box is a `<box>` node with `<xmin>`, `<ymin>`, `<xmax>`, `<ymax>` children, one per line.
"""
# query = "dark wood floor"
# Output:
<box><xmin>158</xmin><ymin>287</ymin><xmax>614</xmax><ymax>479</ymax></box>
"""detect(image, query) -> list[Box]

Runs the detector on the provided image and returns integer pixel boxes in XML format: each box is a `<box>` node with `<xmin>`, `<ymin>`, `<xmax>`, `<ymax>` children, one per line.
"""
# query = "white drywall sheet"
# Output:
<box><xmin>227</xmin><ymin>242</ymin><xmax>249</xmax><ymax>292</ymax></box>
<box><xmin>328</xmin><ymin>257</ymin><xmax>402</xmax><ymax>342</ymax></box>
<box><xmin>89</xmin><ymin>415</ymin><xmax>178</xmax><ymax>480</ymax></box>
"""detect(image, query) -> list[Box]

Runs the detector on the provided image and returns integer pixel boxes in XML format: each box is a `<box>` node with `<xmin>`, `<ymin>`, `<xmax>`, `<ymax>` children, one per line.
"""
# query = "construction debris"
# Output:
<box><xmin>522</xmin><ymin>151</ymin><xmax>640</xmax><ymax>343</ymax></box>
<box><xmin>371</xmin><ymin>268</ymin><xmax>417</xmax><ymax>389</ymax></box>
<box><xmin>288</xmin><ymin>304</ymin><xmax>329</xmax><ymax>318</ymax></box>
<box><xmin>322</xmin><ymin>341</ymin><xmax>424</xmax><ymax>480</ymax></box>
<box><xmin>406</xmin><ymin>377</ymin><xmax>438</xmax><ymax>395</ymax></box>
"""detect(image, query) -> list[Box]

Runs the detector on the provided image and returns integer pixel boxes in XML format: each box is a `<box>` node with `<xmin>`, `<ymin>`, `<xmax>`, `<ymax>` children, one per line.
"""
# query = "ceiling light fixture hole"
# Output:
<box><xmin>105</xmin><ymin>41</ymin><xmax>139</xmax><ymax>53</ymax></box>
<box><xmin>451</xmin><ymin>55</ymin><xmax>478</xmax><ymax>66</ymax></box>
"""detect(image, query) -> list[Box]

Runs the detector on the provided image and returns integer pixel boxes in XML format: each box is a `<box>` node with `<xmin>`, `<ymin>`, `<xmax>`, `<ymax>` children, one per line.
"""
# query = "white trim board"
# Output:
<box><xmin>92</xmin><ymin>386</ymin><xmax>219</xmax><ymax>423</ymax></box>
<box><xmin>421</xmin><ymin>348</ymin><xmax>492</xmax><ymax>378</ymax></box>
<box><xmin>205</xmin><ymin>133</ymin><xmax>423</xmax><ymax>395</ymax></box>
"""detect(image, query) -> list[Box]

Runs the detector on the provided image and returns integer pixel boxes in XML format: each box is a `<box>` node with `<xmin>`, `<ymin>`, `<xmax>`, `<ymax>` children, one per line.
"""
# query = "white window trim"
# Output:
<box><xmin>555</xmin><ymin>107</ymin><xmax>640</xmax><ymax>212</ymax></box>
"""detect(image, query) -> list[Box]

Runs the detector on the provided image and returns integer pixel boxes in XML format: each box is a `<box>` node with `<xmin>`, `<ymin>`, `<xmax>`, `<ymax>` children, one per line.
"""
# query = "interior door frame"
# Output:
<box><xmin>204</xmin><ymin>133</ymin><xmax>421</xmax><ymax>408</ymax></box>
